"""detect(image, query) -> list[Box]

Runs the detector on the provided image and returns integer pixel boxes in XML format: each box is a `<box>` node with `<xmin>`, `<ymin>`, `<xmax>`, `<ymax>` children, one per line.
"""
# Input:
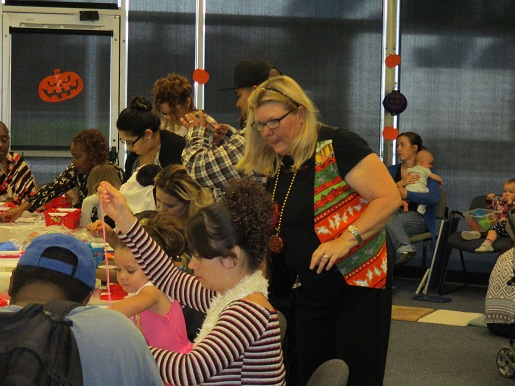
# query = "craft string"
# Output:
<box><xmin>99</xmin><ymin>182</ymin><xmax>112</xmax><ymax>306</ymax></box>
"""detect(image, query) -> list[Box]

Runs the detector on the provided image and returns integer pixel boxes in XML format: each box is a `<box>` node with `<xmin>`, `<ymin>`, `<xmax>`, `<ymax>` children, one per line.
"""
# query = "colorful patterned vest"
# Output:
<box><xmin>314</xmin><ymin>139</ymin><xmax>387</xmax><ymax>288</ymax></box>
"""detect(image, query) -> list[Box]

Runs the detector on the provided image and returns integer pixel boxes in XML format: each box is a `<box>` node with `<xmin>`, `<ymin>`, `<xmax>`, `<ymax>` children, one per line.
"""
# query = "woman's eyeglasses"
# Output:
<box><xmin>251</xmin><ymin>110</ymin><xmax>294</xmax><ymax>132</ymax></box>
<box><xmin>121</xmin><ymin>134</ymin><xmax>143</xmax><ymax>147</ymax></box>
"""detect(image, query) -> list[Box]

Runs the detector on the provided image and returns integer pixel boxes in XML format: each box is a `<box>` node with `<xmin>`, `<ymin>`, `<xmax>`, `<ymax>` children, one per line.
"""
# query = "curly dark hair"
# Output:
<box><xmin>72</xmin><ymin>128</ymin><xmax>109</xmax><ymax>166</ymax></box>
<box><xmin>116</xmin><ymin>96</ymin><xmax>161</xmax><ymax>136</ymax></box>
<box><xmin>185</xmin><ymin>178</ymin><xmax>273</xmax><ymax>271</ymax></box>
<box><xmin>153</xmin><ymin>73</ymin><xmax>195</xmax><ymax>111</ymax></box>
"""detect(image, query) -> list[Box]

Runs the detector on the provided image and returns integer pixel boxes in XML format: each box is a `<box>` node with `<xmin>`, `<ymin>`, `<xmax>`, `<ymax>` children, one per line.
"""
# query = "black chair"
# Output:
<box><xmin>438</xmin><ymin>195</ymin><xmax>514</xmax><ymax>295</ymax></box>
<box><xmin>409</xmin><ymin>189</ymin><xmax>448</xmax><ymax>269</ymax></box>
<box><xmin>276</xmin><ymin>309</ymin><xmax>287</xmax><ymax>343</ymax></box>
<box><xmin>306</xmin><ymin>359</ymin><xmax>349</xmax><ymax>386</ymax></box>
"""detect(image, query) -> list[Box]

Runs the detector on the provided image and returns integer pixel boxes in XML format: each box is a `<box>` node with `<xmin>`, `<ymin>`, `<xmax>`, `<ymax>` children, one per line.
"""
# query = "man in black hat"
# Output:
<box><xmin>181</xmin><ymin>57</ymin><xmax>280</xmax><ymax>200</ymax></box>
<box><xmin>221</xmin><ymin>57</ymin><xmax>281</xmax><ymax>128</ymax></box>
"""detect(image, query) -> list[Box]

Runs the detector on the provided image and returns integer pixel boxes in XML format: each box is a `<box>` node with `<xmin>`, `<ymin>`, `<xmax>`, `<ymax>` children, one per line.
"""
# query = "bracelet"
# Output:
<box><xmin>347</xmin><ymin>225</ymin><xmax>364</xmax><ymax>245</ymax></box>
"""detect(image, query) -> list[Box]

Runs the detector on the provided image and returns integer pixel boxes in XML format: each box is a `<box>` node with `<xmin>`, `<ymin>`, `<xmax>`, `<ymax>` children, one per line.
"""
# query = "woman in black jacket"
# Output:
<box><xmin>117</xmin><ymin>96</ymin><xmax>185</xmax><ymax>182</ymax></box>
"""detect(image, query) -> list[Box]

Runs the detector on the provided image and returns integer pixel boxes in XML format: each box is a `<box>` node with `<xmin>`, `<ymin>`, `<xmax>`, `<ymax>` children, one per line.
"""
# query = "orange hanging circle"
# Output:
<box><xmin>382</xmin><ymin>126</ymin><xmax>399</xmax><ymax>141</ymax></box>
<box><xmin>385</xmin><ymin>54</ymin><xmax>401</xmax><ymax>68</ymax></box>
<box><xmin>192</xmin><ymin>68</ymin><xmax>210</xmax><ymax>84</ymax></box>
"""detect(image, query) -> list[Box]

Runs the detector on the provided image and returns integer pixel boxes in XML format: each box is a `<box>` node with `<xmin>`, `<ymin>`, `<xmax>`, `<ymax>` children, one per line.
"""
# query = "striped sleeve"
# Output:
<box><xmin>119</xmin><ymin>221</ymin><xmax>213</xmax><ymax>313</ymax></box>
<box><xmin>151</xmin><ymin>300</ymin><xmax>285</xmax><ymax>386</ymax></box>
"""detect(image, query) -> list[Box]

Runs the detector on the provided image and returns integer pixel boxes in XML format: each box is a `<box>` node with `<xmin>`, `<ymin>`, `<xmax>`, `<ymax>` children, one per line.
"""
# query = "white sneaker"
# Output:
<box><xmin>475</xmin><ymin>242</ymin><xmax>494</xmax><ymax>252</ymax></box>
<box><xmin>461</xmin><ymin>231</ymin><xmax>481</xmax><ymax>240</ymax></box>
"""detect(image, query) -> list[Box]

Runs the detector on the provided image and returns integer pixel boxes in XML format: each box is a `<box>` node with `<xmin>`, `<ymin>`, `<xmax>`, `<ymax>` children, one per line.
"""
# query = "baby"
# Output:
<box><xmin>119</xmin><ymin>164</ymin><xmax>162</xmax><ymax>215</ymax></box>
<box><xmin>402</xmin><ymin>149</ymin><xmax>443</xmax><ymax>214</ymax></box>
<box><xmin>462</xmin><ymin>179</ymin><xmax>515</xmax><ymax>252</ymax></box>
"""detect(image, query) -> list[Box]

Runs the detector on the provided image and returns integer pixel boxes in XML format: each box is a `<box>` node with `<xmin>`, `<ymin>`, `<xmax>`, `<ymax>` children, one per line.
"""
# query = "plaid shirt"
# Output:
<box><xmin>182</xmin><ymin>117</ymin><xmax>254</xmax><ymax>200</ymax></box>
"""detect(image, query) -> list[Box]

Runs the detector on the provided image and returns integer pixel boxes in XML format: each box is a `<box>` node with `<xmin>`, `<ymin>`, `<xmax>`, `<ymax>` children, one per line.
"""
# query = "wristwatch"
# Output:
<box><xmin>347</xmin><ymin>225</ymin><xmax>364</xmax><ymax>245</ymax></box>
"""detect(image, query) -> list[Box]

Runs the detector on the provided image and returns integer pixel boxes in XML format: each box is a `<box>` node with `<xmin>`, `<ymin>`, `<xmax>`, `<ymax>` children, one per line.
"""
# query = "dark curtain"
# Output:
<box><xmin>25</xmin><ymin>0</ymin><xmax>514</xmax><ymax>275</ymax></box>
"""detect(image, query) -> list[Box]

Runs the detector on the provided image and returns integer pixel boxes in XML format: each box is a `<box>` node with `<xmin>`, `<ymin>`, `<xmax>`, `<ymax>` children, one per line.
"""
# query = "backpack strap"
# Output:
<box><xmin>44</xmin><ymin>300</ymin><xmax>83</xmax><ymax>322</ymax></box>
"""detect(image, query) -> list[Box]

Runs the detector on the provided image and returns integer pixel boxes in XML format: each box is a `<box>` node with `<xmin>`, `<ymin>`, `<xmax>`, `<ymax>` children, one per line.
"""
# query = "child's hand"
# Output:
<box><xmin>87</xmin><ymin>220</ymin><xmax>112</xmax><ymax>237</ymax></box>
<box><xmin>486</xmin><ymin>193</ymin><xmax>495</xmax><ymax>201</ymax></box>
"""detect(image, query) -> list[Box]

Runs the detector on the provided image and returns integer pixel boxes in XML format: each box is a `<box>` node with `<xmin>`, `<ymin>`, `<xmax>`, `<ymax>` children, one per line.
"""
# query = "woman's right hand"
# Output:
<box><xmin>97</xmin><ymin>182</ymin><xmax>135</xmax><ymax>234</ymax></box>
<box><xmin>398</xmin><ymin>172</ymin><xmax>419</xmax><ymax>187</ymax></box>
<box><xmin>0</xmin><ymin>202</ymin><xmax>30</xmax><ymax>223</ymax></box>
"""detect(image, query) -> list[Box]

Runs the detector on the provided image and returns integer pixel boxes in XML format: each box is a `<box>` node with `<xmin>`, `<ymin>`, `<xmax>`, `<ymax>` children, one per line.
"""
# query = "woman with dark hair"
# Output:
<box><xmin>117</xmin><ymin>96</ymin><xmax>185</xmax><ymax>182</ymax></box>
<box><xmin>386</xmin><ymin>131</ymin><xmax>441</xmax><ymax>266</ymax></box>
<box><xmin>0</xmin><ymin>129</ymin><xmax>122</xmax><ymax>223</ymax></box>
<box><xmin>98</xmin><ymin>178</ymin><xmax>286</xmax><ymax>385</ymax></box>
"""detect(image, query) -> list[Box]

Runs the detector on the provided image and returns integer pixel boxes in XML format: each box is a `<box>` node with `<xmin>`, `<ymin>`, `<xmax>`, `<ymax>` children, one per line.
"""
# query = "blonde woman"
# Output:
<box><xmin>238</xmin><ymin>75</ymin><xmax>400</xmax><ymax>386</ymax></box>
<box><xmin>153</xmin><ymin>164</ymin><xmax>213</xmax><ymax>229</ymax></box>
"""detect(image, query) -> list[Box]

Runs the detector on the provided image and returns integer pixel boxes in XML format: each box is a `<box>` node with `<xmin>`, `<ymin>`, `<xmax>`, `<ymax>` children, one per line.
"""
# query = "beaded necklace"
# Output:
<box><xmin>269</xmin><ymin>161</ymin><xmax>296</xmax><ymax>254</ymax></box>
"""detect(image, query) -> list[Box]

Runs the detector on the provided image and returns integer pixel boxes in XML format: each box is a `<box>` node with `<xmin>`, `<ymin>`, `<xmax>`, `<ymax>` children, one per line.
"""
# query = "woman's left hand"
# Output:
<box><xmin>310</xmin><ymin>237</ymin><xmax>353</xmax><ymax>274</ymax></box>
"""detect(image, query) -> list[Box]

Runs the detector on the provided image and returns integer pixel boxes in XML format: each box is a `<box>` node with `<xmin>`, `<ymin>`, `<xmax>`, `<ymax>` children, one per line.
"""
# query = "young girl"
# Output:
<box><xmin>81</xmin><ymin>163</ymin><xmax>122</xmax><ymax>227</ymax></box>
<box><xmin>463</xmin><ymin>179</ymin><xmax>515</xmax><ymax>252</ymax></box>
<box><xmin>110</xmin><ymin>212</ymin><xmax>193</xmax><ymax>355</ymax></box>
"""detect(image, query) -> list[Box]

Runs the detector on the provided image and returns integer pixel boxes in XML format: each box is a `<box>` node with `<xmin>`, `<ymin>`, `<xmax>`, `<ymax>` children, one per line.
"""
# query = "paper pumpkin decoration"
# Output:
<box><xmin>38</xmin><ymin>69</ymin><xmax>84</xmax><ymax>103</ymax></box>
<box><xmin>192</xmin><ymin>68</ymin><xmax>209</xmax><ymax>84</ymax></box>
<box><xmin>382</xmin><ymin>126</ymin><xmax>399</xmax><ymax>141</ymax></box>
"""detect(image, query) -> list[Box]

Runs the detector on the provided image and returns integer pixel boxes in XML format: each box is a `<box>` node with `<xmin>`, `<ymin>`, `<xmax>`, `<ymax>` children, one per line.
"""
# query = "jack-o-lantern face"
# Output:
<box><xmin>38</xmin><ymin>69</ymin><xmax>83</xmax><ymax>103</ymax></box>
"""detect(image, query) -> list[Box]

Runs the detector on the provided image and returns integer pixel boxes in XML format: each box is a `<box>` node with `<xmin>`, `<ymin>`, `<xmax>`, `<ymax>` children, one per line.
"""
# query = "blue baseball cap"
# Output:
<box><xmin>18</xmin><ymin>234</ymin><xmax>96</xmax><ymax>290</ymax></box>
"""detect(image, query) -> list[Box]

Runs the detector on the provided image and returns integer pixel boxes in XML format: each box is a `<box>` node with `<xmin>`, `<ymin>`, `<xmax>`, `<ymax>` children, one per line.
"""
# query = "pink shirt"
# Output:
<box><xmin>130</xmin><ymin>283</ymin><xmax>193</xmax><ymax>354</ymax></box>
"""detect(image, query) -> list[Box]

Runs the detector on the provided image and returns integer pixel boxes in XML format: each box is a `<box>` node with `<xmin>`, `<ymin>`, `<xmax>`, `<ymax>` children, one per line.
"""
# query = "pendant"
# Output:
<box><xmin>268</xmin><ymin>234</ymin><xmax>284</xmax><ymax>254</ymax></box>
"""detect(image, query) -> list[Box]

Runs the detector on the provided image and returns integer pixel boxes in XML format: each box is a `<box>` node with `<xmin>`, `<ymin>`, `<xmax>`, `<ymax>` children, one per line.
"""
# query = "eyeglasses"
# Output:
<box><xmin>121</xmin><ymin>134</ymin><xmax>143</xmax><ymax>147</ymax></box>
<box><xmin>251</xmin><ymin>110</ymin><xmax>294</xmax><ymax>132</ymax></box>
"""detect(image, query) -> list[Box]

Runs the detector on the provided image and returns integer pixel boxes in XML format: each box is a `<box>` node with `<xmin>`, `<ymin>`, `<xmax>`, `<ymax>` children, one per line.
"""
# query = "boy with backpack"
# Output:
<box><xmin>0</xmin><ymin>233</ymin><xmax>163</xmax><ymax>385</ymax></box>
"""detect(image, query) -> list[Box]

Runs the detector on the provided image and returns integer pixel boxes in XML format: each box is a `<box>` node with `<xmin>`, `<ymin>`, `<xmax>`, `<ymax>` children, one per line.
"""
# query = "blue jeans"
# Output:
<box><xmin>386</xmin><ymin>209</ymin><xmax>426</xmax><ymax>258</ymax></box>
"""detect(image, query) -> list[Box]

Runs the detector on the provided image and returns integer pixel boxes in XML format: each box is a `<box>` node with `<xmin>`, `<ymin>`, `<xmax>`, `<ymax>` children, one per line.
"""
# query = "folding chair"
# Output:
<box><xmin>409</xmin><ymin>189</ymin><xmax>448</xmax><ymax>269</ymax></box>
<box><xmin>438</xmin><ymin>195</ymin><xmax>514</xmax><ymax>295</ymax></box>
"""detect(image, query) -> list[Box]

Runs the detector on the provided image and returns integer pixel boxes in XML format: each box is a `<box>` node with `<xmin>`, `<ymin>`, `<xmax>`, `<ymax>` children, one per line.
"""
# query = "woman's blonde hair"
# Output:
<box><xmin>86</xmin><ymin>163</ymin><xmax>122</xmax><ymax>196</ymax></box>
<box><xmin>154</xmin><ymin>164</ymin><xmax>214</xmax><ymax>223</ymax></box>
<box><xmin>237</xmin><ymin>75</ymin><xmax>320</xmax><ymax>176</ymax></box>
